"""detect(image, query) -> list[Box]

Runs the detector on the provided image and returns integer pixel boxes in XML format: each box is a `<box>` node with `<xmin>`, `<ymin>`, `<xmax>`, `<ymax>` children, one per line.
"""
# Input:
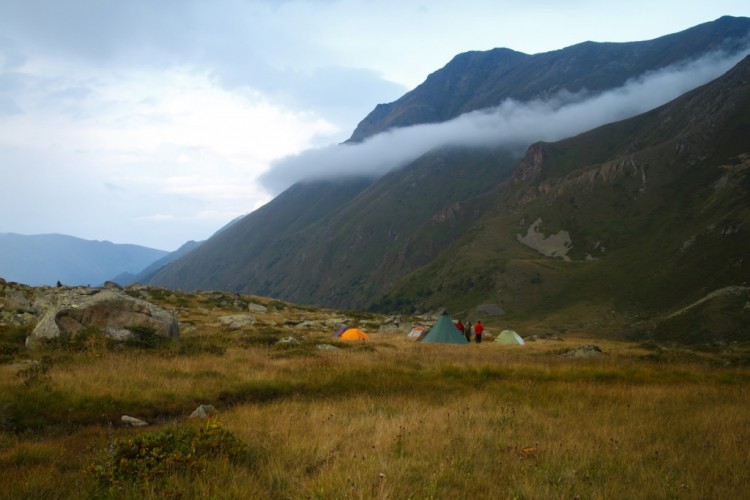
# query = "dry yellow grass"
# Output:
<box><xmin>1</xmin><ymin>323</ymin><xmax>749</xmax><ymax>498</ymax></box>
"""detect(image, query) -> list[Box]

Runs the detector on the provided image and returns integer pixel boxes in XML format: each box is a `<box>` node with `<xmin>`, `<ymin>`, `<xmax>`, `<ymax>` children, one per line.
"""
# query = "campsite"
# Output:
<box><xmin>1</xmin><ymin>284</ymin><xmax>748</xmax><ymax>499</ymax></box>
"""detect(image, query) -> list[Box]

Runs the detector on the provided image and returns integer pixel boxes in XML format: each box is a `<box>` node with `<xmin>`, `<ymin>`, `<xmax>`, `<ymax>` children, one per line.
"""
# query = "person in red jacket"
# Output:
<box><xmin>474</xmin><ymin>320</ymin><xmax>484</xmax><ymax>343</ymax></box>
<box><xmin>456</xmin><ymin>320</ymin><xmax>465</xmax><ymax>337</ymax></box>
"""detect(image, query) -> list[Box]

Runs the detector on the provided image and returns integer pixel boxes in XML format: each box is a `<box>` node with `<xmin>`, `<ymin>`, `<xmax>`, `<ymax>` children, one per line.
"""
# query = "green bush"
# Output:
<box><xmin>0</xmin><ymin>340</ymin><xmax>22</xmax><ymax>362</ymax></box>
<box><xmin>91</xmin><ymin>420</ymin><xmax>250</xmax><ymax>490</ymax></box>
<box><xmin>16</xmin><ymin>355</ymin><xmax>53</xmax><ymax>388</ymax></box>
<box><xmin>0</xmin><ymin>324</ymin><xmax>30</xmax><ymax>362</ymax></box>
<box><xmin>123</xmin><ymin>325</ymin><xmax>174</xmax><ymax>350</ymax></box>
<box><xmin>61</xmin><ymin>327</ymin><xmax>109</xmax><ymax>354</ymax></box>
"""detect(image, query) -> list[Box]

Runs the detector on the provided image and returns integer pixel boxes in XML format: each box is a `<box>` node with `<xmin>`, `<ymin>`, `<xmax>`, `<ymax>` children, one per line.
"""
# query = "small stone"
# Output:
<box><xmin>121</xmin><ymin>415</ymin><xmax>149</xmax><ymax>427</ymax></box>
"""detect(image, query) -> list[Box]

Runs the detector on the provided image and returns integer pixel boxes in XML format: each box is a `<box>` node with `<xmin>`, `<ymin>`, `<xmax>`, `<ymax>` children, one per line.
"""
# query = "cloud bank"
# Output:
<box><xmin>261</xmin><ymin>48</ymin><xmax>750</xmax><ymax>194</ymax></box>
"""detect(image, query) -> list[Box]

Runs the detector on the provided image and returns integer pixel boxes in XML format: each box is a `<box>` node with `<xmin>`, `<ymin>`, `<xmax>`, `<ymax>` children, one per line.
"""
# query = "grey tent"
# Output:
<box><xmin>420</xmin><ymin>313</ymin><xmax>469</xmax><ymax>344</ymax></box>
<box><xmin>494</xmin><ymin>329</ymin><xmax>525</xmax><ymax>345</ymax></box>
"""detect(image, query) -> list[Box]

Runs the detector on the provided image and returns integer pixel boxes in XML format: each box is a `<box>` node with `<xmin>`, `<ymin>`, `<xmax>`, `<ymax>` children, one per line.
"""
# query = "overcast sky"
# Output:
<box><xmin>0</xmin><ymin>1</ymin><xmax>747</xmax><ymax>250</ymax></box>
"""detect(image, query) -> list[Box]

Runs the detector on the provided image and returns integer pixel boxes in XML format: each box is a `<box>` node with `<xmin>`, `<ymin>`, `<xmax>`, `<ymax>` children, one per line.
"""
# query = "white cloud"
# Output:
<box><xmin>261</xmin><ymin>48</ymin><xmax>750</xmax><ymax>193</ymax></box>
<box><xmin>0</xmin><ymin>67</ymin><xmax>334</xmax><ymax>249</ymax></box>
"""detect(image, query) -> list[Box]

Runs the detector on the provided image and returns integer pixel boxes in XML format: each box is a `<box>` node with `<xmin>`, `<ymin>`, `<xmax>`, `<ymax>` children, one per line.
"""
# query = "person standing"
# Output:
<box><xmin>456</xmin><ymin>320</ymin><xmax>465</xmax><ymax>337</ymax></box>
<box><xmin>464</xmin><ymin>321</ymin><xmax>472</xmax><ymax>343</ymax></box>
<box><xmin>474</xmin><ymin>320</ymin><xmax>484</xmax><ymax>343</ymax></box>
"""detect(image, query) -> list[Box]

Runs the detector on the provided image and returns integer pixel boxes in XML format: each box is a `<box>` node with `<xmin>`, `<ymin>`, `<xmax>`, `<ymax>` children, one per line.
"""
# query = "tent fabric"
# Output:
<box><xmin>408</xmin><ymin>326</ymin><xmax>428</xmax><ymax>338</ymax></box>
<box><xmin>340</xmin><ymin>328</ymin><xmax>369</xmax><ymax>340</ymax></box>
<box><xmin>420</xmin><ymin>314</ymin><xmax>469</xmax><ymax>344</ymax></box>
<box><xmin>494</xmin><ymin>329</ymin><xmax>525</xmax><ymax>345</ymax></box>
<box><xmin>332</xmin><ymin>324</ymin><xmax>348</xmax><ymax>337</ymax></box>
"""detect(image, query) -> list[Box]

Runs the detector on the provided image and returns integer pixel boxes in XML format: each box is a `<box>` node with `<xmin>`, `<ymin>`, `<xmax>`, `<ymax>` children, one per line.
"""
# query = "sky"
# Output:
<box><xmin>0</xmin><ymin>1</ymin><xmax>748</xmax><ymax>251</ymax></box>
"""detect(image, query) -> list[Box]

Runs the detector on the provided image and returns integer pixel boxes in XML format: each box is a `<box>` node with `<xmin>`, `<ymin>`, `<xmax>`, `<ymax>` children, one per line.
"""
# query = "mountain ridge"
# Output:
<box><xmin>146</xmin><ymin>17</ymin><xmax>750</xmax><ymax>342</ymax></box>
<box><xmin>348</xmin><ymin>15</ymin><xmax>750</xmax><ymax>142</ymax></box>
<box><xmin>375</xmin><ymin>54</ymin><xmax>750</xmax><ymax>341</ymax></box>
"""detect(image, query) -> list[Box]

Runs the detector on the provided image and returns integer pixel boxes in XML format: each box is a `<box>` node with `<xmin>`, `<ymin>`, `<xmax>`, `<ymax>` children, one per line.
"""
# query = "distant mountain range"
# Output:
<box><xmin>0</xmin><ymin>233</ymin><xmax>168</xmax><ymax>286</ymax></box>
<box><xmin>110</xmin><ymin>240</ymin><xmax>202</xmax><ymax>286</ymax></box>
<box><xmin>0</xmin><ymin>211</ymin><xmax>250</xmax><ymax>287</ymax></box>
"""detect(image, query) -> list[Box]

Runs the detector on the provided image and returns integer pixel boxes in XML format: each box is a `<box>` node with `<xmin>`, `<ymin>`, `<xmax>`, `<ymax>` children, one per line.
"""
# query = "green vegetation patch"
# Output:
<box><xmin>91</xmin><ymin>420</ymin><xmax>252</xmax><ymax>491</ymax></box>
<box><xmin>123</xmin><ymin>325</ymin><xmax>175</xmax><ymax>350</ymax></box>
<box><xmin>0</xmin><ymin>327</ymin><xmax>27</xmax><ymax>363</ymax></box>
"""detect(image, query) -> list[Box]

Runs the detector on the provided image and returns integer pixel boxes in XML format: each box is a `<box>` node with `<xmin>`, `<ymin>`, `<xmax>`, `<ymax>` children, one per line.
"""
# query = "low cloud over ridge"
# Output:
<box><xmin>260</xmin><ymin>48</ymin><xmax>749</xmax><ymax>195</ymax></box>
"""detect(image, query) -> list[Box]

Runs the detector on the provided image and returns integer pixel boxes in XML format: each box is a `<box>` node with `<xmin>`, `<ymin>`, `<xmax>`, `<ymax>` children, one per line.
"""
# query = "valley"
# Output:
<box><xmin>1</xmin><ymin>282</ymin><xmax>748</xmax><ymax>498</ymax></box>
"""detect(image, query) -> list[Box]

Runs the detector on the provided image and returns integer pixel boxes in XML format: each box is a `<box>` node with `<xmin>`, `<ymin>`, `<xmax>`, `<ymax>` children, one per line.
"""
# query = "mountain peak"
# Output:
<box><xmin>347</xmin><ymin>16</ymin><xmax>750</xmax><ymax>143</ymax></box>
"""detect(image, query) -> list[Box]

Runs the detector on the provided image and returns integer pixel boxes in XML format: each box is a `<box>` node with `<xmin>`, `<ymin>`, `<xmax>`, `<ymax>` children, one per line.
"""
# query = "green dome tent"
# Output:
<box><xmin>494</xmin><ymin>329</ymin><xmax>525</xmax><ymax>345</ymax></box>
<box><xmin>420</xmin><ymin>314</ymin><xmax>469</xmax><ymax>344</ymax></box>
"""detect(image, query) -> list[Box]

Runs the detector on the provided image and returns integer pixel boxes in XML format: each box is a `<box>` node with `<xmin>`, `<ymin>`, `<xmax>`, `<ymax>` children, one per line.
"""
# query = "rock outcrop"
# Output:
<box><xmin>27</xmin><ymin>287</ymin><xmax>179</xmax><ymax>348</ymax></box>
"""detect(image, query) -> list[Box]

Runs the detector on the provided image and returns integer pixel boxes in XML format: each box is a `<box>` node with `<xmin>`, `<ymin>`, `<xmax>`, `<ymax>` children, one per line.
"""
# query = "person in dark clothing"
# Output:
<box><xmin>464</xmin><ymin>321</ymin><xmax>472</xmax><ymax>343</ymax></box>
<box><xmin>474</xmin><ymin>320</ymin><xmax>484</xmax><ymax>343</ymax></box>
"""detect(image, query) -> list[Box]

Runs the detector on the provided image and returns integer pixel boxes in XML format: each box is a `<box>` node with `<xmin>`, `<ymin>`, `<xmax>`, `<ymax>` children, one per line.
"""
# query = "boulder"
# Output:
<box><xmin>378</xmin><ymin>324</ymin><xmax>402</xmax><ymax>333</ymax></box>
<box><xmin>27</xmin><ymin>287</ymin><xmax>179</xmax><ymax>348</ymax></box>
<box><xmin>276</xmin><ymin>336</ymin><xmax>300</xmax><ymax>346</ymax></box>
<box><xmin>217</xmin><ymin>314</ymin><xmax>255</xmax><ymax>329</ymax></box>
<box><xmin>317</xmin><ymin>344</ymin><xmax>339</xmax><ymax>351</ymax></box>
<box><xmin>295</xmin><ymin>320</ymin><xmax>323</xmax><ymax>329</ymax></box>
<box><xmin>248</xmin><ymin>303</ymin><xmax>268</xmax><ymax>313</ymax></box>
<box><xmin>121</xmin><ymin>415</ymin><xmax>149</xmax><ymax>427</ymax></box>
<box><xmin>561</xmin><ymin>345</ymin><xmax>604</xmax><ymax>358</ymax></box>
<box><xmin>1</xmin><ymin>288</ymin><xmax>35</xmax><ymax>314</ymax></box>
<box><xmin>189</xmin><ymin>404</ymin><xmax>218</xmax><ymax>419</ymax></box>
<box><xmin>324</xmin><ymin>317</ymin><xmax>353</xmax><ymax>328</ymax></box>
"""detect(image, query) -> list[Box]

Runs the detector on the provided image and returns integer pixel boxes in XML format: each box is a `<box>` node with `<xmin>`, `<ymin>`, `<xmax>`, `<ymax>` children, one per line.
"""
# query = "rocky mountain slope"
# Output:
<box><xmin>146</xmin><ymin>17</ymin><xmax>750</xmax><ymax>342</ymax></box>
<box><xmin>377</xmin><ymin>54</ymin><xmax>750</xmax><ymax>343</ymax></box>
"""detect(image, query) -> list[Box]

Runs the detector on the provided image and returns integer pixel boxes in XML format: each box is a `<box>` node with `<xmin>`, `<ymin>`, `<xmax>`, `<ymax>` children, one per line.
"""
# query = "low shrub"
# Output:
<box><xmin>60</xmin><ymin>327</ymin><xmax>109</xmax><ymax>355</ymax></box>
<box><xmin>123</xmin><ymin>325</ymin><xmax>174</xmax><ymax>350</ymax></box>
<box><xmin>16</xmin><ymin>355</ymin><xmax>53</xmax><ymax>388</ymax></box>
<box><xmin>91</xmin><ymin>420</ymin><xmax>251</xmax><ymax>490</ymax></box>
<box><xmin>0</xmin><ymin>324</ymin><xmax>30</xmax><ymax>362</ymax></box>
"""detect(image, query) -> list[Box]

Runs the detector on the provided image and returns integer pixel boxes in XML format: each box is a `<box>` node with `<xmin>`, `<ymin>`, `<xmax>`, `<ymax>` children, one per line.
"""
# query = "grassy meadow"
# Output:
<box><xmin>1</xmin><ymin>289</ymin><xmax>749</xmax><ymax>499</ymax></box>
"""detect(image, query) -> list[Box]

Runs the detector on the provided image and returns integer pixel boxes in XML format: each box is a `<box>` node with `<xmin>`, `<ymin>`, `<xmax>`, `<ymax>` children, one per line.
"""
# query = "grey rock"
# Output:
<box><xmin>28</xmin><ymin>287</ymin><xmax>179</xmax><ymax>348</ymax></box>
<box><xmin>2</xmin><ymin>289</ymin><xmax>35</xmax><ymax>314</ymax></box>
<box><xmin>277</xmin><ymin>336</ymin><xmax>300</xmax><ymax>345</ymax></box>
<box><xmin>295</xmin><ymin>320</ymin><xmax>323</xmax><ymax>329</ymax></box>
<box><xmin>121</xmin><ymin>415</ymin><xmax>149</xmax><ymax>427</ymax></box>
<box><xmin>248</xmin><ymin>303</ymin><xmax>268</xmax><ymax>313</ymax></box>
<box><xmin>189</xmin><ymin>404</ymin><xmax>218</xmax><ymax>419</ymax></box>
<box><xmin>378</xmin><ymin>324</ymin><xmax>402</xmax><ymax>333</ymax></box>
<box><xmin>218</xmin><ymin>314</ymin><xmax>256</xmax><ymax>329</ymax></box>
<box><xmin>561</xmin><ymin>345</ymin><xmax>604</xmax><ymax>358</ymax></box>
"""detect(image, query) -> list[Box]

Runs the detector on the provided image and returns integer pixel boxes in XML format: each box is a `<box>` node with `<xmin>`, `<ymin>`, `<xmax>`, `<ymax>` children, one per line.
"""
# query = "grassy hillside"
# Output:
<box><xmin>148</xmin><ymin>177</ymin><xmax>374</xmax><ymax>291</ymax></box>
<box><xmin>375</xmin><ymin>56</ymin><xmax>750</xmax><ymax>343</ymax></box>
<box><xmin>151</xmin><ymin>145</ymin><xmax>521</xmax><ymax>310</ymax></box>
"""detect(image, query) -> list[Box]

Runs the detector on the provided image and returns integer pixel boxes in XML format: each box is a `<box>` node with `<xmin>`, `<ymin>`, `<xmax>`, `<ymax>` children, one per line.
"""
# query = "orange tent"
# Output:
<box><xmin>339</xmin><ymin>328</ymin><xmax>369</xmax><ymax>340</ymax></box>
